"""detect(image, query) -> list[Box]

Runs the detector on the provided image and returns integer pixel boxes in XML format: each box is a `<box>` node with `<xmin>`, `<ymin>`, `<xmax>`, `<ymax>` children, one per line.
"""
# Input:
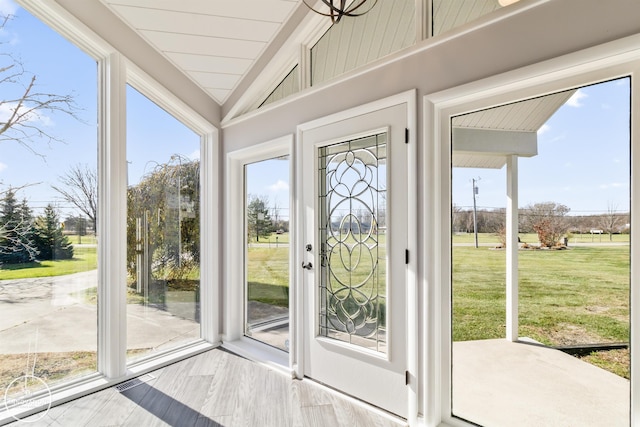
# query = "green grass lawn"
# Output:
<box><xmin>0</xmin><ymin>245</ymin><xmax>97</xmax><ymax>280</ymax></box>
<box><xmin>453</xmin><ymin>232</ymin><xmax>630</xmax><ymax>245</ymax></box>
<box><xmin>453</xmin><ymin>244</ymin><xmax>630</xmax><ymax>378</ymax></box>
<box><xmin>247</xmin><ymin>238</ymin><xmax>630</xmax><ymax>354</ymax></box>
<box><xmin>247</xmin><ymin>246</ymin><xmax>290</xmax><ymax>306</ymax></box>
<box><xmin>1</xmin><ymin>234</ymin><xmax>628</xmax><ymax>378</ymax></box>
<box><xmin>66</xmin><ymin>233</ymin><xmax>98</xmax><ymax>245</ymax></box>
<box><xmin>253</xmin><ymin>232</ymin><xmax>290</xmax><ymax>244</ymax></box>
<box><xmin>453</xmin><ymin>245</ymin><xmax>630</xmax><ymax>342</ymax></box>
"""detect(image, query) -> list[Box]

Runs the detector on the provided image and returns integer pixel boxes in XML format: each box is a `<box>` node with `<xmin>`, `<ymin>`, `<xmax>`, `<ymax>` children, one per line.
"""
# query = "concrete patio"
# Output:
<box><xmin>453</xmin><ymin>339</ymin><xmax>630</xmax><ymax>426</ymax></box>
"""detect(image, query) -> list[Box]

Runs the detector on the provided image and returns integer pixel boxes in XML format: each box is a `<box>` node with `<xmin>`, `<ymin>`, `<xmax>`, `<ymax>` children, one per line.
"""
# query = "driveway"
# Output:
<box><xmin>0</xmin><ymin>271</ymin><xmax>198</xmax><ymax>355</ymax></box>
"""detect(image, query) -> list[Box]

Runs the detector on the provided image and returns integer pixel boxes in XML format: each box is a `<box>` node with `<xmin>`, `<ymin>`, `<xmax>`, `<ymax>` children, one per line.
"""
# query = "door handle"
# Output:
<box><xmin>302</xmin><ymin>262</ymin><xmax>313</xmax><ymax>270</ymax></box>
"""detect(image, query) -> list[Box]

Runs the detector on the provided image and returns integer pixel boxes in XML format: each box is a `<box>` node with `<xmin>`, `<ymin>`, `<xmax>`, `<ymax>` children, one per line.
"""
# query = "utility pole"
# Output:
<box><xmin>472</xmin><ymin>177</ymin><xmax>480</xmax><ymax>248</ymax></box>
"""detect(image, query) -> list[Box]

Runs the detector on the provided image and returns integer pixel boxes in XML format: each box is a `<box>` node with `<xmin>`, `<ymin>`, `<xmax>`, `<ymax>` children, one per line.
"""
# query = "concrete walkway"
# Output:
<box><xmin>0</xmin><ymin>271</ymin><xmax>198</xmax><ymax>355</ymax></box>
<box><xmin>453</xmin><ymin>339</ymin><xmax>630</xmax><ymax>426</ymax></box>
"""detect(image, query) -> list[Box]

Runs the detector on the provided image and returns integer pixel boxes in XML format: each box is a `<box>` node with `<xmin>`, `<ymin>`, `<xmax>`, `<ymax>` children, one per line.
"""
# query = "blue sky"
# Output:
<box><xmin>245</xmin><ymin>158</ymin><xmax>290</xmax><ymax>220</ymax></box>
<box><xmin>0</xmin><ymin>0</ymin><xmax>199</xmax><ymax>218</ymax></box>
<box><xmin>0</xmin><ymin>0</ymin><xmax>631</xmax><ymax>220</ymax></box>
<box><xmin>453</xmin><ymin>78</ymin><xmax>630</xmax><ymax>215</ymax></box>
<box><xmin>0</xmin><ymin>0</ymin><xmax>97</xmax><ymax>216</ymax></box>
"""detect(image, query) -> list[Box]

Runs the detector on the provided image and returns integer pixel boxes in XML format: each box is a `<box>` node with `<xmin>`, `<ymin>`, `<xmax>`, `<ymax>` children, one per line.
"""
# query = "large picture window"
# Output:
<box><xmin>0</xmin><ymin>7</ymin><xmax>99</xmax><ymax>400</ymax></box>
<box><xmin>125</xmin><ymin>85</ymin><xmax>202</xmax><ymax>361</ymax></box>
<box><xmin>449</xmin><ymin>78</ymin><xmax>631</xmax><ymax>426</ymax></box>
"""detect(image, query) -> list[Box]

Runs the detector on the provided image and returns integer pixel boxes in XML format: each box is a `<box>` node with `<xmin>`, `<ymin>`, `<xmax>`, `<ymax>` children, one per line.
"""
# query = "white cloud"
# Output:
<box><xmin>0</xmin><ymin>0</ymin><xmax>18</xmax><ymax>16</ymax></box>
<box><xmin>537</xmin><ymin>124</ymin><xmax>551</xmax><ymax>135</ymax></box>
<box><xmin>565</xmin><ymin>89</ymin><xmax>588</xmax><ymax>107</ymax></box>
<box><xmin>189</xmin><ymin>150</ymin><xmax>200</xmax><ymax>161</ymax></box>
<box><xmin>0</xmin><ymin>162</ymin><xmax>6</xmax><ymax>173</ymax></box>
<box><xmin>599</xmin><ymin>182</ymin><xmax>625</xmax><ymax>189</ymax></box>
<box><xmin>541</xmin><ymin>133</ymin><xmax>566</xmax><ymax>144</ymax></box>
<box><xmin>268</xmin><ymin>180</ymin><xmax>289</xmax><ymax>192</ymax></box>
<box><xmin>0</xmin><ymin>102</ymin><xmax>55</xmax><ymax>128</ymax></box>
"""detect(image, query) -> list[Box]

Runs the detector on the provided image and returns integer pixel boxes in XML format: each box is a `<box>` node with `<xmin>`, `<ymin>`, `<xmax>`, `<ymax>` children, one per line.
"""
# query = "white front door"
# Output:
<box><xmin>300</xmin><ymin>100</ymin><xmax>410</xmax><ymax>418</ymax></box>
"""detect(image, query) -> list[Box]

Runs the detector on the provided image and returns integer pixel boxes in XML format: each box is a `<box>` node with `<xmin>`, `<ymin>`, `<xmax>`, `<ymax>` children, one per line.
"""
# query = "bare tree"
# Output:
<box><xmin>1</xmin><ymin>14</ymin><xmax>81</xmax><ymax>156</ymax></box>
<box><xmin>452</xmin><ymin>204</ymin><xmax>462</xmax><ymax>233</ymax></box>
<box><xmin>52</xmin><ymin>164</ymin><xmax>97</xmax><ymax>232</ymax></box>
<box><xmin>599</xmin><ymin>202</ymin><xmax>623</xmax><ymax>241</ymax></box>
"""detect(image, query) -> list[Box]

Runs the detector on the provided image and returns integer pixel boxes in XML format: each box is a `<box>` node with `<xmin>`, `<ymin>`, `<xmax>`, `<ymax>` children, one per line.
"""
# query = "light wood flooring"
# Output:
<box><xmin>12</xmin><ymin>348</ymin><xmax>407</xmax><ymax>426</ymax></box>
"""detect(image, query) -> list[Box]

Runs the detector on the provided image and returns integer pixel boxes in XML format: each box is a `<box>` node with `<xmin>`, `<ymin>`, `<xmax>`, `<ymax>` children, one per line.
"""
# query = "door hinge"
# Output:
<box><xmin>405</xmin><ymin>370</ymin><xmax>410</xmax><ymax>385</ymax></box>
<box><xmin>405</xmin><ymin>249</ymin><xmax>409</xmax><ymax>264</ymax></box>
<box><xmin>405</xmin><ymin>128</ymin><xmax>409</xmax><ymax>144</ymax></box>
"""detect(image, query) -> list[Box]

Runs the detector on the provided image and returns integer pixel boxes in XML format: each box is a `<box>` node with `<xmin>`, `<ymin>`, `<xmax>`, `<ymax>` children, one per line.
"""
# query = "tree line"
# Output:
<box><xmin>0</xmin><ymin>188</ymin><xmax>73</xmax><ymax>265</ymax></box>
<box><xmin>453</xmin><ymin>201</ymin><xmax>629</xmax><ymax>247</ymax></box>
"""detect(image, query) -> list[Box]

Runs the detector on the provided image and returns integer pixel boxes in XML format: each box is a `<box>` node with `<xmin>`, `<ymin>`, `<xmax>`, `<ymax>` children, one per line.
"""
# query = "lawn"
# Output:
<box><xmin>0</xmin><ymin>245</ymin><xmax>97</xmax><ymax>280</ymax></box>
<box><xmin>0</xmin><ymin>234</ymin><xmax>630</xmax><ymax>379</ymax></box>
<box><xmin>452</xmin><ymin>231</ymin><xmax>630</xmax><ymax>245</ymax></box>
<box><xmin>253</xmin><ymin>232</ymin><xmax>290</xmax><ymax>245</ymax></box>
<box><xmin>453</xmin><ymin>244</ymin><xmax>630</xmax><ymax>378</ymax></box>
<box><xmin>1</xmin><ymin>348</ymin><xmax>150</xmax><ymax>398</ymax></box>
<box><xmin>245</xmin><ymin>236</ymin><xmax>633</xmax><ymax>379</ymax></box>
<box><xmin>247</xmin><ymin>246</ymin><xmax>289</xmax><ymax>306</ymax></box>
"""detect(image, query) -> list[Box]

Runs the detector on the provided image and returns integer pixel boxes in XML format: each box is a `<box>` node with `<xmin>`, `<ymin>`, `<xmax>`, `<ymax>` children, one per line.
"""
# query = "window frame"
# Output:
<box><xmin>424</xmin><ymin>35</ymin><xmax>640</xmax><ymax>426</ymax></box>
<box><xmin>122</xmin><ymin>61</ymin><xmax>220</xmax><ymax>371</ymax></box>
<box><xmin>224</xmin><ymin>134</ymin><xmax>294</xmax><ymax>373</ymax></box>
<box><xmin>0</xmin><ymin>2</ymin><xmax>220</xmax><ymax>422</ymax></box>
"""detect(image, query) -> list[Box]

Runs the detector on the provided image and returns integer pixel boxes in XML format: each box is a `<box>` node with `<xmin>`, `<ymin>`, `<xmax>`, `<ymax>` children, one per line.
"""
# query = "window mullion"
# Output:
<box><xmin>97</xmin><ymin>52</ymin><xmax>128</xmax><ymax>379</ymax></box>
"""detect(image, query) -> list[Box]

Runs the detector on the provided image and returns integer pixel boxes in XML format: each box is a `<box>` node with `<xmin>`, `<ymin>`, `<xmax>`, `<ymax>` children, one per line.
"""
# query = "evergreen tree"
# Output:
<box><xmin>19</xmin><ymin>198</ymin><xmax>37</xmax><ymax>254</ymax></box>
<box><xmin>247</xmin><ymin>195</ymin><xmax>273</xmax><ymax>242</ymax></box>
<box><xmin>0</xmin><ymin>189</ymin><xmax>38</xmax><ymax>264</ymax></box>
<box><xmin>34</xmin><ymin>204</ymin><xmax>74</xmax><ymax>260</ymax></box>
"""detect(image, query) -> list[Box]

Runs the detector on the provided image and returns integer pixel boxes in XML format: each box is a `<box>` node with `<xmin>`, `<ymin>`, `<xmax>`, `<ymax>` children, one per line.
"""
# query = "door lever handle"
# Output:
<box><xmin>302</xmin><ymin>262</ymin><xmax>313</xmax><ymax>270</ymax></box>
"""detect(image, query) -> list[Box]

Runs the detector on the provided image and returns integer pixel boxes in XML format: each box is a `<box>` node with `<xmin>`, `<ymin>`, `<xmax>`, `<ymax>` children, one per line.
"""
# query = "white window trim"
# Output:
<box><xmin>423</xmin><ymin>33</ymin><xmax>640</xmax><ymax>427</ymax></box>
<box><xmin>0</xmin><ymin>2</ymin><xmax>220</xmax><ymax>423</ymax></box>
<box><xmin>224</xmin><ymin>134</ymin><xmax>295</xmax><ymax>375</ymax></box>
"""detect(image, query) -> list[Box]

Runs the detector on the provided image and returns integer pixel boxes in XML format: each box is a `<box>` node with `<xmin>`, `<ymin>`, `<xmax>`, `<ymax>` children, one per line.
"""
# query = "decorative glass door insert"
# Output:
<box><xmin>318</xmin><ymin>133</ymin><xmax>387</xmax><ymax>353</ymax></box>
<box><xmin>301</xmin><ymin>98</ymin><xmax>410</xmax><ymax>418</ymax></box>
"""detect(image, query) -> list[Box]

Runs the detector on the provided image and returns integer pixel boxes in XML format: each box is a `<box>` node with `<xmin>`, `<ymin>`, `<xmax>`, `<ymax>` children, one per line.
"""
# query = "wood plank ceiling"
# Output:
<box><xmin>98</xmin><ymin>0</ymin><xmax>512</xmax><ymax>108</ymax></box>
<box><xmin>100</xmin><ymin>0</ymin><xmax>299</xmax><ymax>104</ymax></box>
<box><xmin>98</xmin><ymin>0</ymin><xmax>570</xmax><ymax>150</ymax></box>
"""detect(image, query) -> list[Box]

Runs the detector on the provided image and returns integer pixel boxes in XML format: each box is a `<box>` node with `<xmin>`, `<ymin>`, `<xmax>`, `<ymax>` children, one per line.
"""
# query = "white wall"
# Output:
<box><xmin>219</xmin><ymin>0</ymin><xmax>640</xmax><ymax>420</ymax></box>
<box><xmin>222</xmin><ymin>0</ymin><xmax>640</xmax><ymax>148</ymax></box>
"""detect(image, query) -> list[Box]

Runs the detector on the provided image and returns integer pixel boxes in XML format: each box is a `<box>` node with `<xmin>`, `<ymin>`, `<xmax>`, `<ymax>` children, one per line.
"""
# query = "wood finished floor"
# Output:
<box><xmin>13</xmin><ymin>348</ymin><xmax>407</xmax><ymax>427</ymax></box>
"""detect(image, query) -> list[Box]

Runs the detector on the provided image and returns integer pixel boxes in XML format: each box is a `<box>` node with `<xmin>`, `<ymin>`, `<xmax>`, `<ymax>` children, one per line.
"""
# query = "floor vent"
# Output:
<box><xmin>114</xmin><ymin>373</ymin><xmax>155</xmax><ymax>392</ymax></box>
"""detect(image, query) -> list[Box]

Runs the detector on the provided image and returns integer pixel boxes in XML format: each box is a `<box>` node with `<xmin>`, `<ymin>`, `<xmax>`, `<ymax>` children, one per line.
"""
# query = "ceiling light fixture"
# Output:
<box><xmin>498</xmin><ymin>0</ymin><xmax>520</xmax><ymax>6</ymax></box>
<box><xmin>302</xmin><ymin>0</ymin><xmax>378</xmax><ymax>23</ymax></box>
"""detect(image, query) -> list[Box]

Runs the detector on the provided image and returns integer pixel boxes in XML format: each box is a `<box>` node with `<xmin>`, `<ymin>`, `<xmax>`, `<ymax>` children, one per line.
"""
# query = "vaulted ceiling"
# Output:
<box><xmin>100</xmin><ymin>0</ymin><xmax>301</xmax><ymax>104</ymax></box>
<box><xmin>95</xmin><ymin>0</ymin><xmax>574</xmax><ymax>144</ymax></box>
<box><xmin>98</xmin><ymin>0</ymin><xmax>509</xmax><ymax>110</ymax></box>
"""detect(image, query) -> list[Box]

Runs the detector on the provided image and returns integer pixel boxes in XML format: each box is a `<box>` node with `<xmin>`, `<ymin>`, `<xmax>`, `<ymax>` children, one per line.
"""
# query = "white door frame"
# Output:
<box><xmin>295</xmin><ymin>90</ymin><xmax>418</xmax><ymax>422</ymax></box>
<box><xmin>224</xmin><ymin>135</ymin><xmax>295</xmax><ymax>372</ymax></box>
<box><xmin>424</xmin><ymin>35</ymin><xmax>640</xmax><ymax>426</ymax></box>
